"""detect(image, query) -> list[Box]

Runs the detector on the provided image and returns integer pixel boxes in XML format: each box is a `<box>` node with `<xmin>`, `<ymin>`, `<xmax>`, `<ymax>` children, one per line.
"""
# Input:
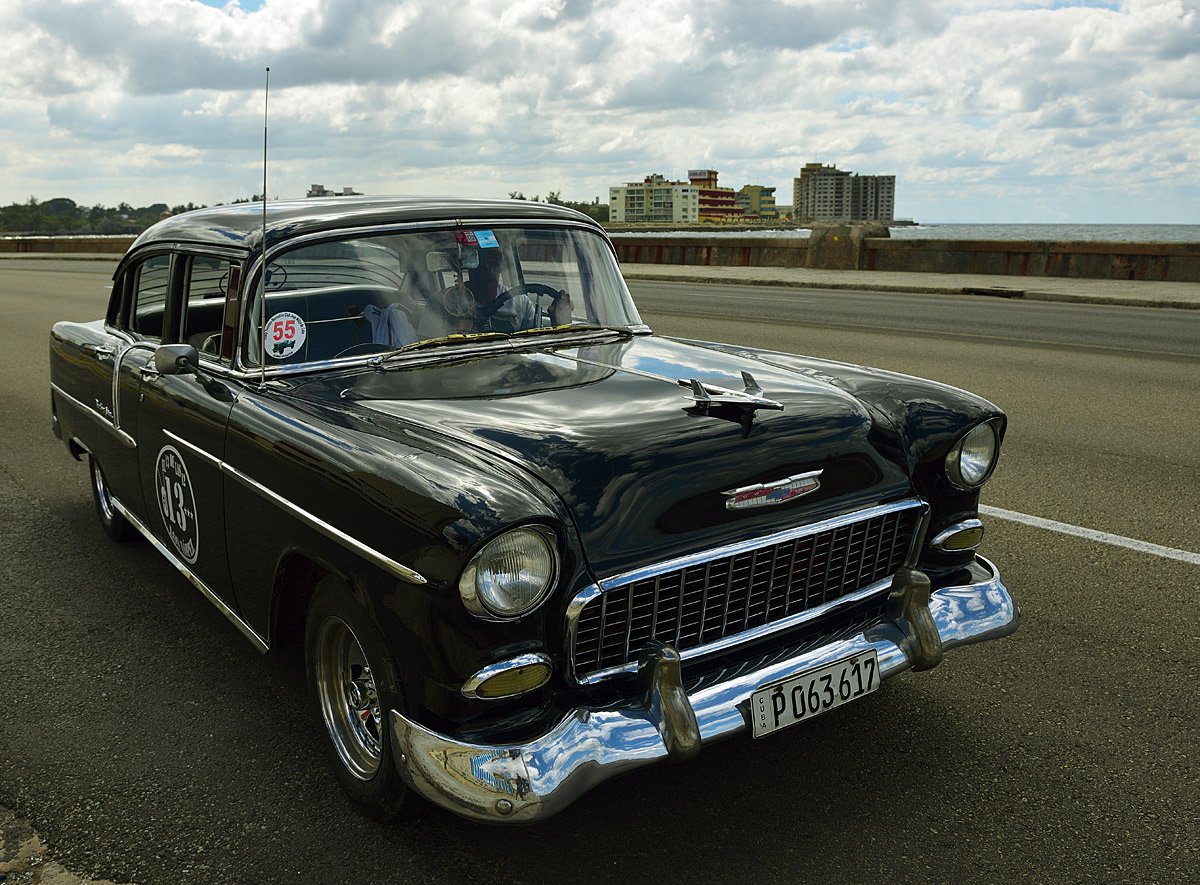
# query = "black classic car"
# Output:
<box><xmin>49</xmin><ymin>197</ymin><xmax>1018</xmax><ymax>823</ymax></box>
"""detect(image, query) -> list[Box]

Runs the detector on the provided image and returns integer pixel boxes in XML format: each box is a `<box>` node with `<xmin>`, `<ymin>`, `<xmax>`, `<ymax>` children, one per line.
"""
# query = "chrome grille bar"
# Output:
<box><xmin>568</xmin><ymin>499</ymin><xmax>926</xmax><ymax>684</ymax></box>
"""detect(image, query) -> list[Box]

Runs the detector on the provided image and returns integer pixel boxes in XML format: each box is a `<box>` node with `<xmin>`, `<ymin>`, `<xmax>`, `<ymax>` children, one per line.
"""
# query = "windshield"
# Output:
<box><xmin>243</xmin><ymin>224</ymin><xmax>642</xmax><ymax>367</ymax></box>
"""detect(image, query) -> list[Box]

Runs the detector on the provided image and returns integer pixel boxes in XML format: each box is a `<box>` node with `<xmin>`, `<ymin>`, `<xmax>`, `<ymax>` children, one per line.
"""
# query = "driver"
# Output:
<box><xmin>419</xmin><ymin>237</ymin><xmax>573</xmax><ymax>338</ymax></box>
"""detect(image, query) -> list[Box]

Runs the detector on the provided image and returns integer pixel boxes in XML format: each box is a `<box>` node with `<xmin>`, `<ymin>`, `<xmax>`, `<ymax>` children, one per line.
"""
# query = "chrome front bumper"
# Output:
<box><xmin>390</xmin><ymin>556</ymin><xmax>1018</xmax><ymax>824</ymax></box>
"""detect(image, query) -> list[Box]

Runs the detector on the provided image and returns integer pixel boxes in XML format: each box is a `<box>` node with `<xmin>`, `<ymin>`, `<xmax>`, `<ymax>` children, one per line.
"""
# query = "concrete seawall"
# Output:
<box><xmin>610</xmin><ymin>236</ymin><xmax>811</xmax><ymax>269</ymax></box>
<box><xmin>0</xmin><ymin>237</ymin><xmax>132</xmax><ymax>254</ymax></box>
<box><xmin>863</xmin><ymin>238</ymin><xmax>1200</xmax><ymax>282</ymax></box>
<box><xmin>611</xmin><ymin>234</ymin><xmax>1200</xmax><ymax>282</ymax></box>
<box><xmin>7</xmin><ymin>234</ymin><xmax>1200</xmax><ymax>283</ymax></box>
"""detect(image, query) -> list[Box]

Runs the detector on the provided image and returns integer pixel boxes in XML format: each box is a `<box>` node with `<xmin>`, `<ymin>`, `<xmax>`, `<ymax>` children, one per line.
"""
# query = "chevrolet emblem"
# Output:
<box><xmin>723</xmin><ymin>470</ymin><xmax>823</xmax><ymax>511</ymax></box>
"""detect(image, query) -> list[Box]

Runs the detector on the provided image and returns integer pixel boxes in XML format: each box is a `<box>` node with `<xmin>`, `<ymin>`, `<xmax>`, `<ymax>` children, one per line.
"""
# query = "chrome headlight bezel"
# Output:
<box><xmin>459</xmin><ymin>525</ymin><xmax>560</xmax><ymax>621</ymax></box>
<box><xmin>945</xmin><ymin>419</ymin><xmax>1001</xmax><ymax>490</ymax></box>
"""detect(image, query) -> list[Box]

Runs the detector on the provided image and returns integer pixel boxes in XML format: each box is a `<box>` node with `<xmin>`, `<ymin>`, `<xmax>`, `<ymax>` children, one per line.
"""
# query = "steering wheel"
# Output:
<box><xmin>334</xmin><ymin>342</ymin><xmax>393</xmax><ymax>358</ymax></box>
<box><xmin>507</xmin><ymin>282</ymin><xmax>566</xmax><ymax>302</ymax></box>
<box><xmin>479</xmin><ymin>282</ymin><xmax>570</xmax><ymax>326</ymax></box>
<box><xmin>265</xmin><ymin>263</ymin><xmax>288</xmax><ymax>291</ymax></box>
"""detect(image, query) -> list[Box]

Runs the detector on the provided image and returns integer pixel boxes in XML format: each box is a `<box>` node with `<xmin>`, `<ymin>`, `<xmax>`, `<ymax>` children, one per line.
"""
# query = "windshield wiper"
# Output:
<box><xmin>377</xmin><ymin>325</ymin><xmax>631</xmax><ymax>366</ymax></box>
<box><xmin>382</xmin><ymin>330</ymin><xmax>510</xmax><ymax>360</ymax></box>
<box><xmin>510</xmin><ymin>323</ymin><xmax>634</xmax><ymax>339</ymax></box>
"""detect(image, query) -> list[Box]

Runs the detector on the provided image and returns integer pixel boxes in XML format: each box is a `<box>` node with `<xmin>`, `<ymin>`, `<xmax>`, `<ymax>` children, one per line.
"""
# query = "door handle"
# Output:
<box><xmin>83</xmin><ymin>344</ymin><xmax>115</xmax><ymax>361</ymax></box>
<box><xmin>138</xmin><ymin>361</ymin><xmax>161</xmax><ymax>381</ymax></box>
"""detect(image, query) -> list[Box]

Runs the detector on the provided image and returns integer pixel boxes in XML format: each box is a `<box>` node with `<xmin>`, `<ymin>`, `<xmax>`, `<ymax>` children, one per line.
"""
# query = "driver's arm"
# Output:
<box><xmin>550</xmin><ymin>290</ymin><xmax>574</xmax><ymax>326</ymax></box>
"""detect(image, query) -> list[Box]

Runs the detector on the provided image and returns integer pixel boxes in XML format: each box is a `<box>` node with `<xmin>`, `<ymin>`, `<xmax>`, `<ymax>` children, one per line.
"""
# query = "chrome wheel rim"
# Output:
<box><xmin>92</xmin><ymin>461</ymin><xmax>117</xmax><ymax>522</ymax></box>
<box><xmin>314</xmin><ymin>616</ymin><xmax>383</xmax><ymax>780</ymax></box>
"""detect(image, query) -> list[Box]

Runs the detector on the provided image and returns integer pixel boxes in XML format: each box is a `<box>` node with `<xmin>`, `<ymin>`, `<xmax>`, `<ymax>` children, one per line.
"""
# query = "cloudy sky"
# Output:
<box><xmin>2</xmin><ymin>0</ymin><xmax>1197</xmax><ymax>222</ymax></box>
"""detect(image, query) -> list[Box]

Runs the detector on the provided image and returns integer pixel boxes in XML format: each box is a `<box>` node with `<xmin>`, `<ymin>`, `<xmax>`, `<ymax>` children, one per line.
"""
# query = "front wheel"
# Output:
<box><xmin>89</xmin><ymin>456</ymin><xmax>137</xmax><ymax>542</ymax></box>
<box><xmin>305</xmin><ymin>577</ymin><xmax>409</xmax><ymax>819</ymax></box>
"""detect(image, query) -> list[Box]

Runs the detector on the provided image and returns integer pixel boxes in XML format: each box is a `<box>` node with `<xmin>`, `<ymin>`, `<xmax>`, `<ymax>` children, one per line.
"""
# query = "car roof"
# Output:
<box><xmin>126</xmin><ymin>196</ymin><xmax>603</xmax><ymax>257</ymax></box>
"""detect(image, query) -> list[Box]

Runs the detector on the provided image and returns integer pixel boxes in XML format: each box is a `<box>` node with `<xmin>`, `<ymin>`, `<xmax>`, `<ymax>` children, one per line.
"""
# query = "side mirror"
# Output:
<box><xmin>153</xmin><ymin>343</ymin><xmax>200</xmax><ymax>376</ymax></box>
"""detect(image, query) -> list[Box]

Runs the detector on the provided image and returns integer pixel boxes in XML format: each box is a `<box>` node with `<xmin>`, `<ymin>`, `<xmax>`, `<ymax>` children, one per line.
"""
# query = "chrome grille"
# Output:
<box><xmin>571</xmin><ymin>502</ymin><xmax>922</xmax><ymax>679</ymax></box>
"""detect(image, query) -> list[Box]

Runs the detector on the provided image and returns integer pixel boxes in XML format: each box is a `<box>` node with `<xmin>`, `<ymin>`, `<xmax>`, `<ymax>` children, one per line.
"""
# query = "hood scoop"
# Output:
<box><xmin>683</xmin><ymin>371</ymin><xmax>784</xmax><ymax>438</ymax></box>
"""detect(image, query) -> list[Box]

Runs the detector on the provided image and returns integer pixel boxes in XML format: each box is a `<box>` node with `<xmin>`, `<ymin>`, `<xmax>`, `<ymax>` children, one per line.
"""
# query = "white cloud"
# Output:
<box><xmin>0</xmin><ymin>0</ymin><xmax>1196</xmax><ymax>221</ymax></box>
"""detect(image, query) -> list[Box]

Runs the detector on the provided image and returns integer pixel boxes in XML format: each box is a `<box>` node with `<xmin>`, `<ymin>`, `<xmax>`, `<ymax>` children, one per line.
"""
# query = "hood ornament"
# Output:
<box><xmin>683</xmin><ymin>371</ymin><xmax>783</xmax><ymax>437</ymax></box>
<box><xmin>723</xmin><ymin>469</ymin><xmax>824</xmax><ymax>511</ymax></box>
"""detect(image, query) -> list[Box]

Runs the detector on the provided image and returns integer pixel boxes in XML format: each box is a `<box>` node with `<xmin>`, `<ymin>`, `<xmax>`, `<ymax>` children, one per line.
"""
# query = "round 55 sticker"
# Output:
<box><xmin>265</xmin><ymin>310</ymin><xmax>306</xmax><ymax>359</ymax></box>
<box><xmin>155</xmin><ymin>445</ymin><xmax>198</xmax><ymax>563</ymax></box>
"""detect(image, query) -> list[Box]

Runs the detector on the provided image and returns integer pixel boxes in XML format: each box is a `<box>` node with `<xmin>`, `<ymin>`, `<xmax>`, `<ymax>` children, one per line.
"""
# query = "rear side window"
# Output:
<box><xmin>130</xmin><ymin>254</ymin><xmax>172</xmax><ymax>341</ymax></box>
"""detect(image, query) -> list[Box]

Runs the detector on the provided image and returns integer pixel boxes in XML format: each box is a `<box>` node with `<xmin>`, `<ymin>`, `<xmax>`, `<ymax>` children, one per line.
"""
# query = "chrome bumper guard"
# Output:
<box><xmin>390</xmin><ymin>556</ymin><xmax>1017</xmax><ymax>824</ymax></box>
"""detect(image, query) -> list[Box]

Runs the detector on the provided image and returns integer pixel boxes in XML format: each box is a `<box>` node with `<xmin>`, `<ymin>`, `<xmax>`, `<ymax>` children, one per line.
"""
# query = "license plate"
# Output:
<box><xmin>749</xmin><ymin>650</ymin><xmax>879</xmax><ymax>738</ymax></box>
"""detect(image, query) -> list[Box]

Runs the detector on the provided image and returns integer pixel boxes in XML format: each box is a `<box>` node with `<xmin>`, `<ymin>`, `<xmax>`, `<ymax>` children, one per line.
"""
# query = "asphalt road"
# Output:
<box><xmin>1</xmin><ymin>261</ymin><xmax>1197</xmax><ymax>883</ymax></box>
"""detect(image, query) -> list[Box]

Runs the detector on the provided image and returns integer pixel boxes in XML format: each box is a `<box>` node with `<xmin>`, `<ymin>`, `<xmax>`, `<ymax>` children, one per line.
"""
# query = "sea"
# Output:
<box><xmin>611</xmin><ymin>224</ymin><xmax>1200</xmax><ymax>243</ymax></box>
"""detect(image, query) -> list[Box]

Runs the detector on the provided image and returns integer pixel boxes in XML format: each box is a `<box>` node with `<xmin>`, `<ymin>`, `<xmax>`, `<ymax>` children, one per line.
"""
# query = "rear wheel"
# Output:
<box><xmin>305</xmin><ymin>577</ymin><xmax>408</xmax><ymax>819</ymax></box>
<box><xmin>89</xmin><ymin>456</ymin><xmax>137</xmax><ymax>542</ymax></box>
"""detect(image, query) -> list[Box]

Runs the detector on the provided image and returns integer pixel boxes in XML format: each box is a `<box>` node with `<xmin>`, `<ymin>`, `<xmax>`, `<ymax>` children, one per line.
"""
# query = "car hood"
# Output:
<box><xmin>317</xmin><ymin>335</ymin><xmax>914</xmax><ymax>579</ymax></box>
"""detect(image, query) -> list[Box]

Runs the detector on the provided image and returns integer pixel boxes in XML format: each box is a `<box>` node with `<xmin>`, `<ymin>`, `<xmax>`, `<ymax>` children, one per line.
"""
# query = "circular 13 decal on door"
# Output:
<box><xmin>155</xmin><ymin>445</ymin><xmax>199</xmax><ymax>564</ymax></box>
<box><xmin>265</xmin><ymin>310</ymin><xmax>306</xmax><ymax>360</ymax></box>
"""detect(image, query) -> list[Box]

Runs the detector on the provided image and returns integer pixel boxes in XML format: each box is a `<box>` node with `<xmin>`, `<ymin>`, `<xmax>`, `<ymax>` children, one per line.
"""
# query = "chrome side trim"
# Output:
<box><xmin>161</xmin><ymin>429</ymin><xmax>426</xmax><ymax>585</ymax></box>
<box><xmin>224</xmin><ymin>461</ymin><xmax>428</xmax><ymax>586</ymax></box>
<box><xmin>461</xmin><ymin>653</ymin><xmax>553</xmax><ymax>700</ymax></box>
<box><xmin>163</xmin><ymin>430</ymin><xmax>221</xmax><ymax>466</ymax></box>
<box><xmin>110</xmin><ymin>343</ymin><xmax>130</xmax><ymax>429</ymax></box>
<box><xmin>392</xmin><ymin>556</ymin><xmax>1018</xmax><ymax>824</ymax></box>
<box><xmin>109</xmin><ymin>495</ymin><xmax>269</xmax><ymax>653</ymax></box>
<box><xmin>50</xmin><ymin>383</ymin><xmax>136</xmax><ymax>449</ymax></box>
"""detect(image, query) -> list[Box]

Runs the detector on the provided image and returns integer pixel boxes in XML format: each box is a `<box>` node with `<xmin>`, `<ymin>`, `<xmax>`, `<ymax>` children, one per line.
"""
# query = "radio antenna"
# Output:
<box><xmin>260</xmin><ymin>66</ymin><xmax>270</xmax><ymax>385</ymax></box>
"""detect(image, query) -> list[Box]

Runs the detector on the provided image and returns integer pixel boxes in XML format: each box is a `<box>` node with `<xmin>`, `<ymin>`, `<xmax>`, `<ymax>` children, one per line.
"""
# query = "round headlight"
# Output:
<box><xmin>946</xmin><ymin>421</ymin><xmax>999</xmax><ymax>489</ymax></box>
<box><xmin>459</xmin><ymin>527</ymin><xmax>558</xmax><ymax>619</ymax></box>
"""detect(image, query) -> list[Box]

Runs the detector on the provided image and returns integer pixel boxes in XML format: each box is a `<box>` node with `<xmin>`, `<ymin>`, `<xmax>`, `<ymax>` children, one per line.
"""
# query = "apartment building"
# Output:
<box><xmin>736</xmin><ymin>185</ymin><xmax>778</xmax><ymax>220</ymax></box>
<box><xmin>609</xmin><ymin>170</ymin><xmax>746</xmax><ymax>223</ymax></box>
<box><xmin>609</xmin><ymin>174</ymin><xmax>699</xmax><ymax>223</ymax></box>
<box><xmin>687</xmin><ymin>170</ymin><xmax>743</xmax><ymax>223</ymax></box>
<box><xmin>792</xmin><ymin>163</ymin><xmax>895</xmax><ymax>223</ymax></box>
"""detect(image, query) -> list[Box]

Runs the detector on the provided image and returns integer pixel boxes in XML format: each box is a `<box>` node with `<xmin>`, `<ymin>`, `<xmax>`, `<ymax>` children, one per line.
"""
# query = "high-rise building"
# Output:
<box><xmin>850</xmin><ymin>174</ymin><xmax>895</xmax><ymax>223</ymax></box>
<box><xmin>792</xmin><ymin>163</ymin><xmax>895</xmax><ymax>223</ymax></box>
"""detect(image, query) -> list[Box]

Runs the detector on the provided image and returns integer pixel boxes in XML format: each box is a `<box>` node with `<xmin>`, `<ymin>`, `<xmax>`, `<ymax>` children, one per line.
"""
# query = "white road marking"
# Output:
<box><xmin>980</xmin><ymin>505</ymin><xmax>1200</xmax><ymax>566</ymax></box>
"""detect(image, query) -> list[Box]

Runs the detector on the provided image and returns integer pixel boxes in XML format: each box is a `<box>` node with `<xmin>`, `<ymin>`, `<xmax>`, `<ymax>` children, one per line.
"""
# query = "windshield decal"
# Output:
<box><xmin>265</xmin><ymin>310</ymin><xmax>306</xmax><ymax>359</ymax></box>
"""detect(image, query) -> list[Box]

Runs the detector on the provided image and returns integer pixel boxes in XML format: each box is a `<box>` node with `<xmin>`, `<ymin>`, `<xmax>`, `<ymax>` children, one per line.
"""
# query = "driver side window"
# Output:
<box><xmin>182</xmin><ymin>255</ymin><xmax>235</xmax><ymax>361</ymax></box>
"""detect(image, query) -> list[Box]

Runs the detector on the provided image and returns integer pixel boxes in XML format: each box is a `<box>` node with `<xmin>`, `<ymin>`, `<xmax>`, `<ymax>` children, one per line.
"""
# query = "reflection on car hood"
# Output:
<box><xmin>334</xmin><ymin>336</ymin><xmax>914</xmax><ymax>579</ymax></box>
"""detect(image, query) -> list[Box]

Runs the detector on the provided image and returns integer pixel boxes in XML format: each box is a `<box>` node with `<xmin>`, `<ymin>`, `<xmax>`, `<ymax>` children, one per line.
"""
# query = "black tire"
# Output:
<box><xmin>304</xmin><ymin>576</ymin><xmax>409</xmax><ymax>819</ymax></box>
<box><xmin>89</xmin><ymin>456</ymin><xmax>137</xmax><ymax>542</ymax></box>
